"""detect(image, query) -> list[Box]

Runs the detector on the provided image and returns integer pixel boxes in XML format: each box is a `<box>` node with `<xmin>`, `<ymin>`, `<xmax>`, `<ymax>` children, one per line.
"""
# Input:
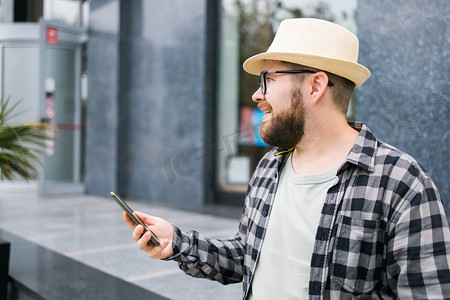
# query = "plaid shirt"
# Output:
<box><xmin>170</xmin><ymin>122</ymin><xmax>450</xmax><ymax>299</ymax></box>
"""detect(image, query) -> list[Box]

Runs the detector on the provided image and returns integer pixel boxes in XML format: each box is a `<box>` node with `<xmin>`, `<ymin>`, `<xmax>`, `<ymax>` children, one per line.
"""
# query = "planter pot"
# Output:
<box><xmin>0</xmin><ymin>237</ymin><xmax>11</xmax><ymax>300</ymax></box>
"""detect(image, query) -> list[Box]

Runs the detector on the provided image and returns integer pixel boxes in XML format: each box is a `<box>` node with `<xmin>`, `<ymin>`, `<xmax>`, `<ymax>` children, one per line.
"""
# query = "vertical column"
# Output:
<box><xmin>85</xmin><ymin>0</ymin><xmax>121</xmax><ymax>194</ymax></box>
<box><xmin>86</xmin><ymin>0</ymin><xmax>217</xmax><ymax>208</ymax></box>
<box><xmin>114</xmin><ymin>0</ymin><xmax>211</xmax><ymax>207</ymax></box>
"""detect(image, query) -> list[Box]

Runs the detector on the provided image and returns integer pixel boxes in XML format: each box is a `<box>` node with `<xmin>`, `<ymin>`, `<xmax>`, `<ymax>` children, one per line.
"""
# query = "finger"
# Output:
<box><xmin>147</xmin><ymin>239</ymin><xmax>173</xmax><ymax>259</ymax></box>
<box><xmin>133</xmin><ymin>225</ymin><xmax>145</xmax><ymax>241</ymax></box>
<box><xmin>123</xmin><ymin>212</ymin><xmax>137</xmax><ymax>229</ymax></box>
<box><xmin>137</xmin><ymin>231</ymin><xmax>152</xmax><ymax>250</ymax></box>
<box><xmin>159</xmin><ymin>239</ymin><xmax>173</xmax><ymax>259</ymax></box>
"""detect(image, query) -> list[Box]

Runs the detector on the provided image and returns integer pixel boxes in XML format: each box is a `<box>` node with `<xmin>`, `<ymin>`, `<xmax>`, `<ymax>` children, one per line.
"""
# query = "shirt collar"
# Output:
<box><xmin>344</xmin><ymin>122</ymin><xmax>377</xmax><ymax>172</ymax></box>
<box><xmin>272</xmin><ymin>122</ymin><xmax>378</xmax><ymax>173</ymax></box>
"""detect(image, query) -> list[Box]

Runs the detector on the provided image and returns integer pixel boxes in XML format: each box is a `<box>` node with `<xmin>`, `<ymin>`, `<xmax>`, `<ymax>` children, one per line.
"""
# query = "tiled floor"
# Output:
<box><xmin>0</xmin><ymin>188</ymin><xmax>243</xmax><ymax>299</ymax></box>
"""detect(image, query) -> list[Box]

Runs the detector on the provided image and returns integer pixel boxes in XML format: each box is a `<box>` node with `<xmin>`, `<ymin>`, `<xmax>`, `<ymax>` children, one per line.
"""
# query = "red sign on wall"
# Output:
<box><xmin>46</xmin><ymin>27</ymin><xmax>58</xmax><ymax>45</ymax></box>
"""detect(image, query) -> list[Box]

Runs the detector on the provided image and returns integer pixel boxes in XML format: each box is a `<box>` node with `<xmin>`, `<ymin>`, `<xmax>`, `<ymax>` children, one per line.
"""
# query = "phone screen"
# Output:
<box><xmin>110</xmin><ymin>191</ymin><xmax>160</xmax><ymax>246</ymax></box>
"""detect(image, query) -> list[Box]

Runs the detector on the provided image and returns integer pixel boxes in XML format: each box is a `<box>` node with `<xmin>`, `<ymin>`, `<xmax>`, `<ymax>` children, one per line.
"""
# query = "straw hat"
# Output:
<box><xmin>243</xmin><ymin>18</ymin><xmax>371</xmax><ymax>88</ymax></box>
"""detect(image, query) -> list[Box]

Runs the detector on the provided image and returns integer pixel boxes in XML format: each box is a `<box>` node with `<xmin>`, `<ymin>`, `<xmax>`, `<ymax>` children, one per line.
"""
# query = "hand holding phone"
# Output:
<box><xmin>110</xmin><ymin>191</ymin><xmax>161</xmax><ymax>246</ymax></box>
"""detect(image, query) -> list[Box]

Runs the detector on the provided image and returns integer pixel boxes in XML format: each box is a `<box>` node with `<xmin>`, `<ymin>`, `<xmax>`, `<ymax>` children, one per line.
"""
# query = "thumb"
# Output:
<box><xmin>134</xmin><ymin>211</ymin><xmax>156</xmax><ymax>225</ymax></box>
<box><xmin>159</xmin><ymin>239</ymin><xmax>173</xmax><ymax>259</ymax></box>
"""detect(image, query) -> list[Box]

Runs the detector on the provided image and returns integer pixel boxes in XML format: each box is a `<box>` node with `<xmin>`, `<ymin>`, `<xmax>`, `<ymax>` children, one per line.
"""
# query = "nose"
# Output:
<box><xmin>252</xmin><ymin>87</ymin><xmax>265</xmax><ymax>103</ymax></box>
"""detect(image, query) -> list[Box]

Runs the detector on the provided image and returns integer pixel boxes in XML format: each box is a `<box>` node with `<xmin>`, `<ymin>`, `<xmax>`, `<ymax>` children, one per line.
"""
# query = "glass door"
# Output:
<box><xmin>38</xmin><ymin>21</ymin><xmax>87</xmax><ymax>194</ymax></box>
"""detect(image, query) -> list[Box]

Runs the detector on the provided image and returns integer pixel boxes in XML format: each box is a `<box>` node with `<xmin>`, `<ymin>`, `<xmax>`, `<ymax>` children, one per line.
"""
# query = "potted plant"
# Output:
<box><xmin>0</xmin><ymin>97</ymin><xmax>55</xmax><ymax>298</ymax></box>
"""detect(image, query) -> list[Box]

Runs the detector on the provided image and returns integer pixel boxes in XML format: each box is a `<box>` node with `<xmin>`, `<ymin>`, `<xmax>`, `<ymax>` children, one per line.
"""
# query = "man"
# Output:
<box><xmin>124</xmin><ymin>18</ymin><xmax>450</xmax><ymax>299</ymax></box>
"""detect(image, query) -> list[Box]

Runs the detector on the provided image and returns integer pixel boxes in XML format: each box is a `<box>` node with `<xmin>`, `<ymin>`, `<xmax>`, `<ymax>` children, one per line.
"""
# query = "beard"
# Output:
<box><xmin>259</xmin><ymin>88</ymin><xmax>306</xmax><ymax>149</ymax></box>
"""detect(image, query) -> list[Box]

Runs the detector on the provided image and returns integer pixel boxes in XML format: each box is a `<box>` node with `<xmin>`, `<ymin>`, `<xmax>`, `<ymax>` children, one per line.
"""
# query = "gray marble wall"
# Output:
<box><xmin>0</xmin><ymin>0</ymin><xmax>13</xmax><ymax>23</ymax></box>
<box><xmin>86</xmin><ymin>0</ymin><xmax>216</xmax><ymax>207</ymax></box>
<box><xmin>356</xmin><ymin>0</ymin><xmax>449</xmax><ymax>219</ymax></box>
<box><xmin>85</xmin><ymin>0</ymin><xmax>121</xmax><ymax>195</ymax></box>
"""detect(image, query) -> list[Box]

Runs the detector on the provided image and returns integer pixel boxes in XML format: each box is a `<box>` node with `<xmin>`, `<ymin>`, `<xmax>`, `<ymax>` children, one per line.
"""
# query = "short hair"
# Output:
<box><xmin>280</xmin><ymin>61</ymin><xmax>355</xmax><ymax>113</ymax></box>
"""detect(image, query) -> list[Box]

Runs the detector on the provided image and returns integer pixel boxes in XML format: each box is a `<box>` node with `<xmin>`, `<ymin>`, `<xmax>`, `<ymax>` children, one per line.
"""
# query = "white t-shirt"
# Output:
<box><xmin>249</xmin><ymin>154</ymin><xmax>339</xmax><ymax>299</ymax></box>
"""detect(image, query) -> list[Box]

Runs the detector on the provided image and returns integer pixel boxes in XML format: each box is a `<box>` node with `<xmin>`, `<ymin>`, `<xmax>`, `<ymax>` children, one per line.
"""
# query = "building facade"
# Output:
<box><xmin>1</xmin><ymin>0</ymin><xmax>448</xmax><ymax>220</ymax></box>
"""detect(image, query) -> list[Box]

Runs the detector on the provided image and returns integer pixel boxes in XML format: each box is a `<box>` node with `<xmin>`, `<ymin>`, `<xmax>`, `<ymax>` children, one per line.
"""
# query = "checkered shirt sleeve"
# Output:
<box><xmin>381</xmin><ymin>153</ymin><xmax>450</xmax><ymax>299</ymax></box>
<box><xmin>168</xmin><ymin>225</ymin><xmax>245</xmax><ymax>284</ymax></box>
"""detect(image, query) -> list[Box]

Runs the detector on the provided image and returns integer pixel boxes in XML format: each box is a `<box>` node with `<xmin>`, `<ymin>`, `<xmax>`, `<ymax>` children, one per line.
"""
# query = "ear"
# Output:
<box><xmin>308</xmin><ymin>72</ymin><xmax>329</xmax><ymax>104</ymax></box>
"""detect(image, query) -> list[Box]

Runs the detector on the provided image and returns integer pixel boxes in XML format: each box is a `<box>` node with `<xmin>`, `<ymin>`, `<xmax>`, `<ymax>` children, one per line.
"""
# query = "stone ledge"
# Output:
<box><xmin>1</xmin><ymin>230</ymin><xmax>169</xmax><ymax>300</ymax></box>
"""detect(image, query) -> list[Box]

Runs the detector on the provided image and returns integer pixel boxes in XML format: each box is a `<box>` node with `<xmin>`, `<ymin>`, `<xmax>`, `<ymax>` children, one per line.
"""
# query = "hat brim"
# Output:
<box><xmin>243</xmin><ymin>52</ymin><xmax>371</xmax><ymax>88</ymax></box>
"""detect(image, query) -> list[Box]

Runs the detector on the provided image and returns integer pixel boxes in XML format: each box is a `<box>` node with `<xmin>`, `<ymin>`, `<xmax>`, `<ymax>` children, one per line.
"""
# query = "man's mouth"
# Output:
<box><xmin>258</xmin><ymin>106</ymin><xmax>272</xmax><ymax>121</ymax></box>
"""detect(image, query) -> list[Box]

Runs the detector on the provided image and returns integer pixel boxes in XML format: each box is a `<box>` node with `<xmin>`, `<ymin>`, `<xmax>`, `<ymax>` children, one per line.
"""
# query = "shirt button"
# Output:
<box><xmin>262</xmin><ymin>210</ymin><xmax>267</xmax><ymax>217</ymax></box>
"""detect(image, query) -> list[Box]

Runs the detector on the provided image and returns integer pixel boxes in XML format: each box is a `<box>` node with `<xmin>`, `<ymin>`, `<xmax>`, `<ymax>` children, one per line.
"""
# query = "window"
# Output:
<box><xmin>43</xmin><ymin>0</ymin><xmax>89</xmax><ymax>28</ymax></box>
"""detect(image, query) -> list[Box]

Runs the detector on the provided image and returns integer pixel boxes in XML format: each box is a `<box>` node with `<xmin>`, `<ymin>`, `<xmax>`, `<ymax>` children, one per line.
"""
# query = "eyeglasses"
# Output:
<box><xmin>259</xmin><ymin>70</ymin><xmax>334</xmax><ymax>94</ymax></box>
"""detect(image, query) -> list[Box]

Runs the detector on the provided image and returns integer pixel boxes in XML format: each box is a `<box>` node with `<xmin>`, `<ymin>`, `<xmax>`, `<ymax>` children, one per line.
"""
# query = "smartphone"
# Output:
<box><xmin>110</xmin><ymin>191</ymin><xmax>160</xmax><ymax>246</ymax></box>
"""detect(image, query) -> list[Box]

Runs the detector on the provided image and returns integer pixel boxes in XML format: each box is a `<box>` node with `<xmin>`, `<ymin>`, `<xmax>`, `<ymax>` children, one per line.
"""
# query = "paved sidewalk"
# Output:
<box><xmin>0</xmin><ymin>190</ymin><xmax>242</xmax><ymax>299</ymax></box>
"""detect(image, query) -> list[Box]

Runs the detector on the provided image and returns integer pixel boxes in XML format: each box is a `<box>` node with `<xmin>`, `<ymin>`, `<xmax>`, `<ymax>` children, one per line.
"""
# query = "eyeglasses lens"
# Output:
<box><xmin>259</xmin><ymin>72</ymin><xmax>266</xmax><ymax>94</ymax></box>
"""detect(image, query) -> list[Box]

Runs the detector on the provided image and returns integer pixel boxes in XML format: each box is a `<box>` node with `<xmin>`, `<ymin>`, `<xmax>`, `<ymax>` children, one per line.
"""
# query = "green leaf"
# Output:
<box><xmin>0</xmin><ymin>97</ymin><xmax>56</xmax><ymax>181</ymax></box>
